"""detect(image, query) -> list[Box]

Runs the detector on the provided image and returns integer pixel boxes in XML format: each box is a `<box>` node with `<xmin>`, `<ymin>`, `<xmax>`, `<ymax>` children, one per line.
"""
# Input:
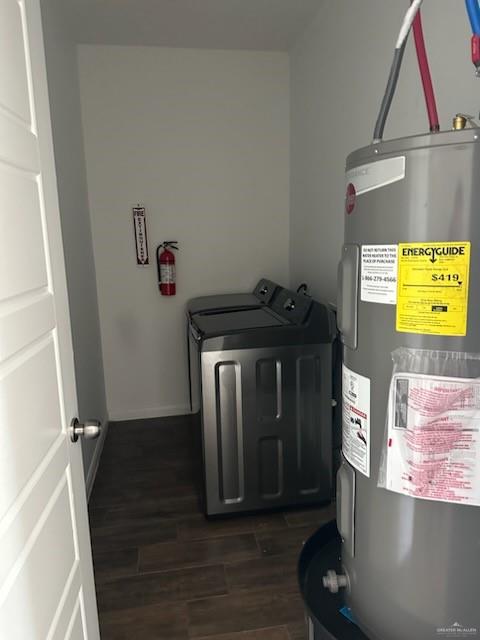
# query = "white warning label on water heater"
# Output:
<box><xmin>385</xmin><ymin>373</ymin><xmax>480</xmax><ymax>506</ymax></box>
<box><xmin>361</xmin><ymin>244</ymin><xmax>398</xmax><ymax>304</ymax></box>
<box><xmin>342</xmin><ymin>365</ymin><xmax>371</xmax><ymax>477</ymax></box>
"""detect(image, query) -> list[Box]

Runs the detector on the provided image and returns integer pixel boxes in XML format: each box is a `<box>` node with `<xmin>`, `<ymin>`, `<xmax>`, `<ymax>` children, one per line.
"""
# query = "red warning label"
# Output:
<box><xmin>345</xmin><ymin>183</ymin><xmax>356</xmax><ymax>215</ymax></box>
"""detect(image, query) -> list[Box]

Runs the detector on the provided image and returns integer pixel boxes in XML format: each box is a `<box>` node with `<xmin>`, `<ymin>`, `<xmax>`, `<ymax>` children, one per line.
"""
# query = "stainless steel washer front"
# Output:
<box><xmin>199</xmin><ymin>342</ymin><xmax>333</xmax><ymax>515</ymax></box>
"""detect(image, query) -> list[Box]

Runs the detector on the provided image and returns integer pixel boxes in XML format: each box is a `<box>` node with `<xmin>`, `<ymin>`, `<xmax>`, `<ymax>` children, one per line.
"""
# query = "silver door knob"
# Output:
<box><xmin>70</xmin><ymin>418</ymin><xmax>102</xmax><ymax>443</ymax></box>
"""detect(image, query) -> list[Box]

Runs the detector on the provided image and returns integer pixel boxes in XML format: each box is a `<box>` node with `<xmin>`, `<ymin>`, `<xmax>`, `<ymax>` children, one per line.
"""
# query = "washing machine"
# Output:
<box><xmin>188</xmin><ymin>288</ymin><xmax>337</xmax><ymax>515</ymax></box>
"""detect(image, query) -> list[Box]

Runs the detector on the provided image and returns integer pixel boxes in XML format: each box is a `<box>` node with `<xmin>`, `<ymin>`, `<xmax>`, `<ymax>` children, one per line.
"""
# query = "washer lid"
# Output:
<box><xmin>192</xmin><ymin>307</ymin><xmax>285</xmax><ymax>337</ymax></box>
<box><xmin>187</xmin><ymin>278</ymin><xmax>280</xmax><ymax>316</ymax></box>
<box><xmin>187</xmin><ymin>293</ymin><xmax>260</xmax><ymax>316</ymax></box>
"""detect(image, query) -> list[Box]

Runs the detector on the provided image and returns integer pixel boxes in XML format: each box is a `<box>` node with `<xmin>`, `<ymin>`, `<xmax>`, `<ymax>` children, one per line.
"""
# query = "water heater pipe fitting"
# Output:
<box><xmin>322</xmin><ymin>570</ymin><xmax>349</xmax><ymax>594</ymax></box>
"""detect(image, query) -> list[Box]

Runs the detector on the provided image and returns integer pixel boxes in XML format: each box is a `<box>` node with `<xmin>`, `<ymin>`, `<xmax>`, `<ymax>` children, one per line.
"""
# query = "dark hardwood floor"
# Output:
<box><xmin>89</xmin><ymin>415</ymin><xmax>335</xmax><ymax>640</ymax></box>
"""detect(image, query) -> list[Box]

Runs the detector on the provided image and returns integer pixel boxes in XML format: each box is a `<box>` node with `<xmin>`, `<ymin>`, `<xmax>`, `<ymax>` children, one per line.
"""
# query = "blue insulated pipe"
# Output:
<box><xmin>466</xmin><ymin>0</ymin><xmax>480</xmax><ymax>33</ymax></box>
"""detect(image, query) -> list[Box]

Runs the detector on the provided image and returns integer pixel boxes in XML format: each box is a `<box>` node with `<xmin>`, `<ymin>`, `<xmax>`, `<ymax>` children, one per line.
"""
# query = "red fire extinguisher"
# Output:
<box><xmin>157</xmin><ymin>241</ymin><xmax>178</xmax><ymax>296</ymax></box>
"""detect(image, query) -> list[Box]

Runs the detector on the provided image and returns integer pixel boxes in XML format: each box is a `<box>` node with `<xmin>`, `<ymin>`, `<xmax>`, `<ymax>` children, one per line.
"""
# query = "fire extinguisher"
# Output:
<box><xmin>157</xmin><ymin>241</ymin><xmax>179</xmax><ymax>296</ymax></box>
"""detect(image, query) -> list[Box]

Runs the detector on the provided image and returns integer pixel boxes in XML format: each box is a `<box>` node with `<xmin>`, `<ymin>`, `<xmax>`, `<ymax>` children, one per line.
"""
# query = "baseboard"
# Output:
<box><xmin>86</xmin><ymin>417</ymin><xmax>109</xmax><ymax>501</ymax></box>
<box><xmin>108</xmin><ymin>404</ymin><xmax>192</xmax><ymax>422</ymax></box>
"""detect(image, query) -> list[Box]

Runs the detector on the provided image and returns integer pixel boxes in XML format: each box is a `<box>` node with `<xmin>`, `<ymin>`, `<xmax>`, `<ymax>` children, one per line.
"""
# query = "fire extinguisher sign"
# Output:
<box><xmin>132</xmin><ymin>205</ymin><xmax>149</xmax><ymax>266</ymax></box>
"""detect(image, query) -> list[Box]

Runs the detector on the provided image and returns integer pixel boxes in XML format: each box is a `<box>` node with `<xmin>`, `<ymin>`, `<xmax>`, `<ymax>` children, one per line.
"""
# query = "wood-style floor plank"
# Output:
<box><xmin>96</xmin><ymin>564</ymin><xmax>227</xmax><ymax>612</ymax></box>
<box><xmin>187</xmin><ymin>590</ymin><xmax>305</xmax><ymax>637</ymax></box>
<box><xmin>99</xmin><ymin>601</ymin><xmax>189</xmax><ymax>640</ymax></box>
<box><xmin>93</xmin><ymin>466</ymin><xmax>196</xmax><ymax>492</ymax></box>
<box><xmin>139</xmin><ymin>533</ymin><xmax>260</xmax><ymax>573</ymax></box>
<box><xmin>90</xmin><ymin>473</ymin><xmax>197</xmax><ymax>508</ymax></box>
<box><xmin>88</xmin><ymin>506</ymin><xmax>107</xmax><ymax>528</ymax></box>
<box><xmin>225</xmin><ymin>553</ymin><xmax>298</xmax><ymax>594</ymax></box>
<box><xmin>91</xmin><ymin>517</ymin><xmax>177</xmax><ymax>552</ymax></box>
<box><xmin>177</xmin><ymin>513</ymin><xmax>287</xmax><ymax>542</ymax></box>
<box><xmin>195</xmin><ymin>627</ymin><xmax>291</xmax><ymax>639</ymax></box>
<box><xmin>287</xmin><ymin>621</ymin><xmax>308</xmax><ymax>640</ymax></box>
<box><xmin>92</xmin><ymin>547</ymin><xmax>138</xmax><ymax>584</ymax></box>
<box><xmin>256</xmin><ymin>526</ymin><xmax>315</xmax><ymax>558</ymax></box>
<box><xmin>101</xmin><ymin>494</ymin><xmax>201</xmax><ymax>524</ymax></box>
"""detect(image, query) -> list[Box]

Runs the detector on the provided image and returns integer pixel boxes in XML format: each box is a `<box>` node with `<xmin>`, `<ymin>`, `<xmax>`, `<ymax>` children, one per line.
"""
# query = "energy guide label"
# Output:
<box><xmin>342</xmin><ymin>365</ymin><xmax>371</xmax><ymax>477</ymax></box>
<box><xmin>385</xmin><ymin>373</ymin><xmax>480</xmax><ymax>507</ymax></box>
<box><xmin>396</xmin><ymin>241</ymin><xmax>470</xmax><ymax>336</ymax></box>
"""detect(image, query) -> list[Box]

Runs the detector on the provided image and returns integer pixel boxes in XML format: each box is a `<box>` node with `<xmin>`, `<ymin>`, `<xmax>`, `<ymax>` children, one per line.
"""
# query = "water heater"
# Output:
<box><xmin>336</xmin><ymin>129</ymin><xmax>480</xmax><ymax>640</ymax></box>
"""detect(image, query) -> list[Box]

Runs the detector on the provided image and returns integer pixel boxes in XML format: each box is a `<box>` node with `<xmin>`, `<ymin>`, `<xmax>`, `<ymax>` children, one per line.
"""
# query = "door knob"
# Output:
<box><xmin>70</xmin><ymin>418</ymin><xmax>102</xmax><ymax>443</ymax></box>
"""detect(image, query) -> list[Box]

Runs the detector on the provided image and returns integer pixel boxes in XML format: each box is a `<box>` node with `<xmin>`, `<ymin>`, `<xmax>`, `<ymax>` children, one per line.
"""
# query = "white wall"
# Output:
<box><xmin>78</xmin><ymin>45</ymin><xmax>290</xmax><ymax>421</ymax></box>
<box><xmin>40</xmin><ymin>0</ymin><xmax>108</xmax><ymax>492</ymax></box>
<box><xmin>290</xmin><ymin>0</ymin><xmax>479</xmax><ymax>304</ymax></box>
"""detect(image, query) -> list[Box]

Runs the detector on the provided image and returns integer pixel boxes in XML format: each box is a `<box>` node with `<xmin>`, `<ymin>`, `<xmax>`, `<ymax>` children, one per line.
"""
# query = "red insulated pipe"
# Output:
<box><xmin>412</xmin><ymin>7</ymin><xmax>440</xmax><ymax>132</ymax></box>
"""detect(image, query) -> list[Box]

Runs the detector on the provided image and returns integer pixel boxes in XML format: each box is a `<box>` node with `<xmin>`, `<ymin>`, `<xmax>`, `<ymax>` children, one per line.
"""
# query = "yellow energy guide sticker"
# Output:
<box><xmin>396</xmin><ymin>242</ymin><xmax>470</xmax><ymax>336</ymax></box>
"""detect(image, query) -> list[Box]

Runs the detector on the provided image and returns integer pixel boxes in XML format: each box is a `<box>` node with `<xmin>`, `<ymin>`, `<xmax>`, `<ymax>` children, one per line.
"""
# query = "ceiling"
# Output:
<box><xmin>65</xmin><ymin>0</ymin><xmax>322</xmax><ymax>51</ymax></box>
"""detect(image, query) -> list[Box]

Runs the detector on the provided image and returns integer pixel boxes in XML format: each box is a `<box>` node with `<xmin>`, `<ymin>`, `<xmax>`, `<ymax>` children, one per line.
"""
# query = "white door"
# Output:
<box><xmin>0</xmin><ymin>0</ymin><xmax>100</xmax><ymax>638</ymax></box>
